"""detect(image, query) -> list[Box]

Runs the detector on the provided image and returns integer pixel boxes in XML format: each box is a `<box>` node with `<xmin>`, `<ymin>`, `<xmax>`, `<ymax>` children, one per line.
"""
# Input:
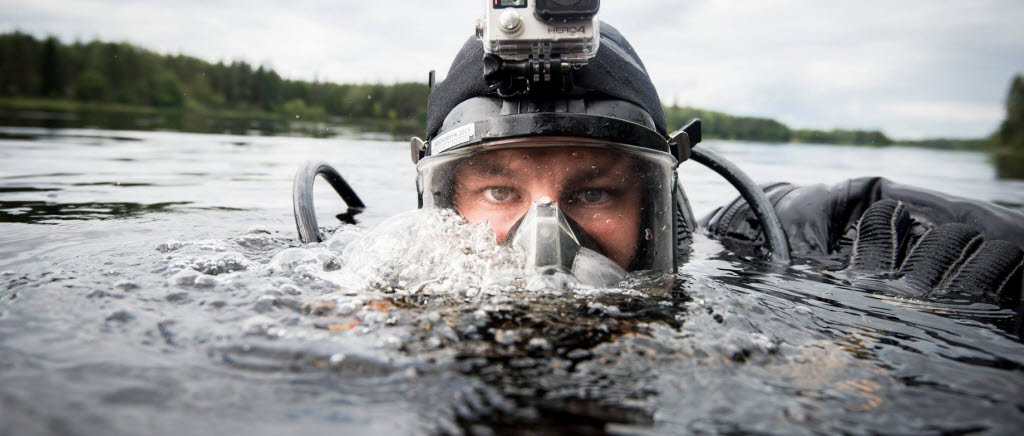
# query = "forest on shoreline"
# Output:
<box><xmin>0</xmin><ymin>31</ymin><xmax>992</xmax><ymax>150</ymax></box>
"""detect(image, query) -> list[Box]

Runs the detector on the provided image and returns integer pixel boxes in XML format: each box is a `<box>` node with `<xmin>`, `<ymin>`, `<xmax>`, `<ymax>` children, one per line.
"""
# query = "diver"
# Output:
<box><xmin>294</xmin><ymin>2</ymin><xmax>1023</xmax><ymax>335</ymax></box>
<box><xmin>407</xmin><ymin>9</ymin><xmax>1024</xmax><ymax>333</ymax></box>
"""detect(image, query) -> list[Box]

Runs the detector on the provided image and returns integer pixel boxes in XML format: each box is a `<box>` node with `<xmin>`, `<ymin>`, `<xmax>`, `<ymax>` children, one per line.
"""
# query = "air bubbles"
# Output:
<box><xmin>269</xmin><ymin>247</ymin><xmax>340</xmax><ymax>274</ymax></box>
<box><xmin>235</xmin><ymin>232</ymin><xmax>275</xmax><ymax>249</ymax></box>
<box><xmin>192</xmin><ymin>252</ymin><xmax>251</xmax><ymax>275</ymax></box>
<box><xmin>156</xmin><ymin>240</ymin><xmax>183</xmax><ymax>253</ymax></box>
<box><xmin>325</xmin><ymin>225</ymin><xmax>363</xmax><ymax>253</ymax></box>
<box><xmin>329</xmin><ymin>353</ymin><xmax>347</xmax><ymax>366</ymax></box>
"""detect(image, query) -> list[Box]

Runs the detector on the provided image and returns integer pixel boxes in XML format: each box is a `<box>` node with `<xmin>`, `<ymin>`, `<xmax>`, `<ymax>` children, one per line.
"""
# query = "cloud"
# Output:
<box><xmin>1</xmin><ymin>0</ymin><xmax>1022</xmax><ymax>138</ymax></box>
<box><xmin>603</xmin><ymin>0</ymin><xmax>1024</xmax><ymax>137</ymax></box>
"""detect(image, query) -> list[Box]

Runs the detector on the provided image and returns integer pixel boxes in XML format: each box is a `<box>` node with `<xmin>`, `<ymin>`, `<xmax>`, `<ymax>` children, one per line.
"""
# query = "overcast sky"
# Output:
<box><xmin>3</xmin><ymin>0</ymin><xmax>1023</xmax><ymax>138</ymax></box>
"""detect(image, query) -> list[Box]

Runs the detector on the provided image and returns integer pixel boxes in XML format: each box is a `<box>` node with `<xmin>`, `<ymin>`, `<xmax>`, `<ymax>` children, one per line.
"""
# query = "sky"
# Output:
<box><xmin>2</xmin><ymin>0</ymin><xmax>1023</xmax><ymax>138</ymax></box>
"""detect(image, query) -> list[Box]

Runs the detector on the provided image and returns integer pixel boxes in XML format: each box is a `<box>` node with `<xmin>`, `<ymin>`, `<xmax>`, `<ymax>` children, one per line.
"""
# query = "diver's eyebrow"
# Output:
<box><xmin>460</xmin><ymin>158</ymin><xmax>517</xmax><ymax>179</ymax></box>
<box><xmin>563</xmin><ymin>161</ymin><xmax>623</xmax><ymax>187</ymax></box>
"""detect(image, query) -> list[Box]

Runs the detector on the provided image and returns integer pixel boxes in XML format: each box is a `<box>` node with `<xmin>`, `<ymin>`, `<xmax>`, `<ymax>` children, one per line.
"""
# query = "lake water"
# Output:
<box><xmin>1</xmin><ymin>127</ymin><xmax>1023</xmax><ymax>434</ymax></box>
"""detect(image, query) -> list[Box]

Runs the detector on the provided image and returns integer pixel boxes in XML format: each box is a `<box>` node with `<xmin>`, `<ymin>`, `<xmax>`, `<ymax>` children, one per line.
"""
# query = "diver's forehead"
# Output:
<box><xmin>458</xmin><ymin>147</ymin><xmax>628</xmax><ymax>177</ymax></box>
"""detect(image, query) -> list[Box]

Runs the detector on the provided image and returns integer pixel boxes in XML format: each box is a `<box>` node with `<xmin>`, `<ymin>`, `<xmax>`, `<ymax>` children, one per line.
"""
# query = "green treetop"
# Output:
<box><xmin>997</xmin><ymin>75</ymin><xmax>1024</xmax><ymax>151</ymax></box>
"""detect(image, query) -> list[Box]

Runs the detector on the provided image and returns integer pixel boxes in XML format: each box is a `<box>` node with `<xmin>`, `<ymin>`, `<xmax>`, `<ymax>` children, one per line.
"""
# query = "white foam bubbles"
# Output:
<box><xmin>319</xmin><ymin>209</ymin><xmax>524</xmax><ymax>297</ymax></box>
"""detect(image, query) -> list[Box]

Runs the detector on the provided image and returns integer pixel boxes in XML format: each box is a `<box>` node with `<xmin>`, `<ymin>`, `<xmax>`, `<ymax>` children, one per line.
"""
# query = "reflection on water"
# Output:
<box><xmin>0</xmin><ymin>200</ymin><xmax>191</xmax><ymax>223</ymax></box>
<box><xmin>0</xmin><ymin>127</ymin><xmax>1023</xmax><ymax>434</ymax></box>
<box><xmin>0</xmin><ymin>107</ymin><xmax>419</xmax><ymax>139</ymax></box>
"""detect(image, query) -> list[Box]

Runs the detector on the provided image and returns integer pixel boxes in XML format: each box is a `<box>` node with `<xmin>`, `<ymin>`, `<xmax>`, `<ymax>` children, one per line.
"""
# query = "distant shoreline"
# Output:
<box><xmin>0</xmin><ymin>97</ymin><xmax>989</xmax><ymax>150</ymax></box>
<box><xmin>0</xmin><ymin>96</ymin><xmax>423</xmax><ymax>138</ymax></box>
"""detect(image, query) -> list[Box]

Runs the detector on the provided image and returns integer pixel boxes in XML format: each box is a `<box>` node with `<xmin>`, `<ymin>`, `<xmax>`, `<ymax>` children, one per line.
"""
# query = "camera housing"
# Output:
<box><xmin>477</xmin><ymin>0</ymin><xmax>600</xmax><ymax>64</ymax></box>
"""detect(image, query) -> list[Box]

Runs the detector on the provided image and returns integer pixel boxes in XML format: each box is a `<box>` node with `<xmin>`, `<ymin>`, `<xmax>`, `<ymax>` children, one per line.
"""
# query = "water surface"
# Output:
<box><xmin>1</xmin><ymin>127</ymin><xmax>1022</xmax><ymax>435</ymax></box>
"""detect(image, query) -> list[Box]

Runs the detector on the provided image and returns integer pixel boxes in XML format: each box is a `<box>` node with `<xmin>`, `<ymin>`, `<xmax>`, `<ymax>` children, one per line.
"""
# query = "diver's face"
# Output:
<box><xmin>453</xmin><ymin>147</ymin><xmax>643</xmax><ymax>269</ymax></box>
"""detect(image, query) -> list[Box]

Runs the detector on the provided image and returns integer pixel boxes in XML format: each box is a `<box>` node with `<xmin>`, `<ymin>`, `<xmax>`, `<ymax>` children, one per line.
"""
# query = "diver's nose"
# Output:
<box><xmin>533</xmin><ymin>195</ymin><xmax>555</xmax><ymax>207</ymax></box>
<box><xmin>494</xmin><ymin>190</ymin><xmax>559</xmax><ymax>243</ymax></box>
<box><xmin>503</xmin><ymin>195</ymin><xmax>556</xmax><ymax>241</ymax></box>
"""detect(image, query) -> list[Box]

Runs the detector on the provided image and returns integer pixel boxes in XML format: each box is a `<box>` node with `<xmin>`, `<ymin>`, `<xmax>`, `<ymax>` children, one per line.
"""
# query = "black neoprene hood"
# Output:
<box><xmin>425</xmin><ymin>23</ymin><xmax>668</xmax><ymax>141</ymax></box>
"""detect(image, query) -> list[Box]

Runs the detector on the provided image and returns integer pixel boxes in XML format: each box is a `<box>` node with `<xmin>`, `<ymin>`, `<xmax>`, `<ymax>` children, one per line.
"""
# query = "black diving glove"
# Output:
<box><xmin>701</xmin><ymin>177</ymin><xmax>1024</xmax><ymax>324</ymax></box>
<box><xmin>844</xmin><ymin>199</ymin><xmax>1023</xmax><ymax>307</ymax></box>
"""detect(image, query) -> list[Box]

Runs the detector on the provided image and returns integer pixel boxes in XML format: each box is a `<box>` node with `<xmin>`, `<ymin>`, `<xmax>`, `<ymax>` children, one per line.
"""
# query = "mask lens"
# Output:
<box><xmin>417</xmin><ymin>140</ymin><xmax>677</xmax><ymax>273</ymax></box>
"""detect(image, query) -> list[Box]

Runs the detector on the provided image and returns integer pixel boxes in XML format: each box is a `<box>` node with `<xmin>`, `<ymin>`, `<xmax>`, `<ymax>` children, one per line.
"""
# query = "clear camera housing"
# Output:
<box><xmin>478</xmin><ymin>0</ymin><xmax>600</xmax><ymax>64</ymax></box>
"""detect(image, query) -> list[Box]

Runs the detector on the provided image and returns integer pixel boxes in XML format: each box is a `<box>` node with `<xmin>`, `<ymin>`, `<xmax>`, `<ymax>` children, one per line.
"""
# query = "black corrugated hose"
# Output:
<box><xmin>292</xmin><ymin>161</ymin><xmax>365</xmax><ymax>243</ymax></box>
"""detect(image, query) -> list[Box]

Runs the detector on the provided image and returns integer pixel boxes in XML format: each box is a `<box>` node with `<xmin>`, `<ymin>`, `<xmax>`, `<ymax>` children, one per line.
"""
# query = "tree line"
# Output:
<box><xmin>0</xmin><ymin>31</ymin><xmax>430</xmax><ymax>123</ymax></box>
<box><xmin>664</xmin><ymin>105</ymin><xmax>893</xmax><ymax>145</ymax></box>
<box><xmin>993</xmin><ymin>74</ymin><xmax>1024</xmax><ymax>178</ymax></box>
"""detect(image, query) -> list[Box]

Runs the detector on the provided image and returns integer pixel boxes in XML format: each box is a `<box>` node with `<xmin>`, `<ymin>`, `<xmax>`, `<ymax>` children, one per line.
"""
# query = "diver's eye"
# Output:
<box><xmin>484</xmin><ymin>187</ymin><xmax>516</xmax><ymax>203</ymax></box>
<box><xmin>572</xmin><ymin>188</ymin><xmax>610</xmax><ymax>204</ymax></box>
<box><xmin>582</xmin><ymin>189</ymin><xmax>605</xmax><ymax>203</ymax></box>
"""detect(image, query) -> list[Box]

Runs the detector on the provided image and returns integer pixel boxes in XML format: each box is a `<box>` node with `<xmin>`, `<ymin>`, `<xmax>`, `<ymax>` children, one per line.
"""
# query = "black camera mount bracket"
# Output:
<box><xmin>483</xmin><ymin>53</ymin><xmax>578</xmax><ymax>97</ymax></box>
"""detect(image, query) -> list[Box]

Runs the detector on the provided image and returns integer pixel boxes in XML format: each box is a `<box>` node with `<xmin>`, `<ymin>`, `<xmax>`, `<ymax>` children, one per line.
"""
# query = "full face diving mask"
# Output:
<box><xmin>415</xmin><ymin>138</ymin><xmax>680</xmax><ymax>283</ymax></box>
